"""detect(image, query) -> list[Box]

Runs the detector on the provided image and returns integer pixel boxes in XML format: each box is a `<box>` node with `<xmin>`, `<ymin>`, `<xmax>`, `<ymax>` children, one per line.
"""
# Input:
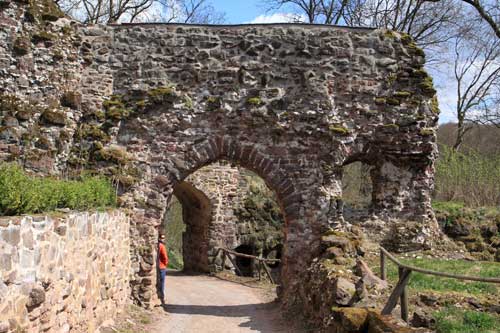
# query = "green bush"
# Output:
<box><xmin>0</xmin><ymin>163</ymin><xmax>116</xmax><ymax>216</ymax></box>
<box><xmin>435</xmin><ymin>145</ymin><xmax>500</xmax><ymax>207</ymax></box>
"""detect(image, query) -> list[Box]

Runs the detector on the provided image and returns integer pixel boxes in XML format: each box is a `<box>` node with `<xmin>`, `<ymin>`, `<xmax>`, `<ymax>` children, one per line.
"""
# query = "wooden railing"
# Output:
<box><xmin>215</xmin><ymin>247</ymin><xmax>281</xmax><ymax>284</ymax></box>
<box><xmin>379</xmin><ymin>247</ymin><xmax>500</xmax><ymax>322</ymax></box>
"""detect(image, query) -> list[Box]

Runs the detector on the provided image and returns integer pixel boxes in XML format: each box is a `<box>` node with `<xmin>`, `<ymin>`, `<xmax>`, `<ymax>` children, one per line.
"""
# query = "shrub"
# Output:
<box><xmin>435</xmin><ymin>145</ymin><xmax>500</xmax><ymax>207</ymax></box>
<box><xmin>0</xmin><ymin>163</ymin><xmax>116</xmax><ymax>216</ymax></box>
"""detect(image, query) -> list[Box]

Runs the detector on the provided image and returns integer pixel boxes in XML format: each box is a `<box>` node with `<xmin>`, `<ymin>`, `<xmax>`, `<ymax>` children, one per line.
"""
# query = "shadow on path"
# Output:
<box><xmin>162</xmin><ymin>302</ymin><xmax>292</xmax><ymax>332</ymax></box>
<box><xmin>163</xmin><ymin>302</ymin><xmax>278</xmax><ymax>317</ymax></box>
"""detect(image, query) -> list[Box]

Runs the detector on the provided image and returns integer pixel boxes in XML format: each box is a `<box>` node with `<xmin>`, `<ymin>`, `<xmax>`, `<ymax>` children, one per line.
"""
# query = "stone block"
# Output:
<box><xmin>21</xmin><ymin>229</ymin><xmax>34</xmax><ymax>250</ymax></box>
<box><xmin>334</xmin><ymin>277</ymin><xmax>356</xmax><ymax>306</ymax></box>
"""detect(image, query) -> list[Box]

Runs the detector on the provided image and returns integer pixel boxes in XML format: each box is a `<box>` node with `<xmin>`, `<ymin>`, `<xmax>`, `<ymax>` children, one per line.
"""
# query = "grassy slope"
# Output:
<box><xmin>375</xmin><ymin>256</ymin><xmax>500</xmax><ymax>333</ymax></box>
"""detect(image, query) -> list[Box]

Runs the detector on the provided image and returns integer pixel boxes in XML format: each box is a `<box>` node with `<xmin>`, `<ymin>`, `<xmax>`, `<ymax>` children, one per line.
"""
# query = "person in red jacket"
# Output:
<box><xmin>157</xmin><ymin>233</ymin><xmax>169</xmax><ymax>305</ymax></box>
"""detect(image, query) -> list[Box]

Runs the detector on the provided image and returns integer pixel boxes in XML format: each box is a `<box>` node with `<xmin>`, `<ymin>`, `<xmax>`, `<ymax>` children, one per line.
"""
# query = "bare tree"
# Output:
<box><xmin>57</xmin><ymin>0</ymin><xmax>224</xmax><ymax>24</ymax></box>
<box><xmin>177</xmin><ymin>0</ymin><xmax>225</xmax><ymax>24</ymax></box>
<box><xmin>451</xmin><ymin>23</ymin><xmax>500</xmax><ymax>150</ymax></box>
<box><xmin>456</xmin><ymin>0</ymin><xmax>500</xmax><ymax>38</ymax></box>
<box><xmin>263</xmin><ymin>0</ymin><xmax>459</xmax><ymax>48</ymax></box>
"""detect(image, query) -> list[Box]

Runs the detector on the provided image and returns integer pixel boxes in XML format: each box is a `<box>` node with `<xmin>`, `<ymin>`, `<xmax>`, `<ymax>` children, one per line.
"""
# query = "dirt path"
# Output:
<box><xmin>150</xmin><ymin>271</ymin><xmax>303</xmax><ymax>333</ymax></box>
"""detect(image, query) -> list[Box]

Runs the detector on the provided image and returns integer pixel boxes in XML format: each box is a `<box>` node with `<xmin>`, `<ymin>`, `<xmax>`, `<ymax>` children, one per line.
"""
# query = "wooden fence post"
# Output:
<box><xmin>262</xmin><ymin>262</ymin><xmax>275</xmax><ymax>284</ymax></box>
<box><xmin>221</xmin><ymin>250</ymin><xmax>226</xmax><ymax>272</ymax></box>
<box><xmin>380</xmin><ymin>249</ymin><xmax>386</xmax><ymax>281</ymax></box>
<box><xmin>382</xmin><ymin>268</ymin><xmax>412</xmax><ymax>316</ymax></box>
<box><xmin>226</xmin><ymin>253</ymin><xmax>243</xmax><ymax>276</ymax></box>
<box><xmin>399</xmin><ymin>267</ymin><xmax>409</xmax><ymax>322</ymax></box>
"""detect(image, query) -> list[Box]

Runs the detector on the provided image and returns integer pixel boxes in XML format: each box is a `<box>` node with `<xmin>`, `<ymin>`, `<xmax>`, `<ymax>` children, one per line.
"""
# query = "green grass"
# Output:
<box><xmin>434</xmin><ymin>306</ymin><xmax>500</xmax><ymax>333</ymax></box>
<box><xmin>383</xmin><ymin>257</ymin><xmax>500</xmax><ymax>296</ymax></box>
<box><xmin>0</xmin><ymin>163</ymin><xmax>116</xmax><ymax>216</ymax></box>
<box><xmin>378</xmin><ymin>257</ymin><xmax>500</xmax><ymax>332</ymax></box>
<box><xmin>432</xmin><ymin>201</ymin><xmax>499</xmax><ymax>221</ymax></box>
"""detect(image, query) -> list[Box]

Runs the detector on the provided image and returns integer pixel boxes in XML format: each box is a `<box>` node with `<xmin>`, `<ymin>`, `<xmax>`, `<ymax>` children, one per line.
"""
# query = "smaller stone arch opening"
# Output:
<box><xmin>233</xmin><ymin>244</ymin><xmax>256</xmax><ymax>276</ymax></box>
<box><xmin>342</xmin><ymin>161</ymin><xmax>374</xmax><ymax>222</ymax></box>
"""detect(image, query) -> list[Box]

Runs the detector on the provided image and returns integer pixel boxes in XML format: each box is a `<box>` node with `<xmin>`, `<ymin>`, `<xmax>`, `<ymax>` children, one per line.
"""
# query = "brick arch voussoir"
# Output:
<box><xmin>181</xmin><ymin>137</ymin><xmax>299</xmax><ymax>216</ymax></box>
<box><xmin>180</xmin><ymin>136</ymin><xmax>301</xmax><ymax>224</ymax></box>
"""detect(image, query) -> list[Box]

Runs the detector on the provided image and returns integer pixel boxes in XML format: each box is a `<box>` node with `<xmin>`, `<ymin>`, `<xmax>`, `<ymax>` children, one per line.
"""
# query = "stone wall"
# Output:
<box><xmin>0</xmin><ymin>210</ymin><xmax>130</xmax><ymax>333</ymax></box>
<box><xmin>0</xmin><ymin>0</ymin><xmax>440</xmax><ymax>315</ymax></box>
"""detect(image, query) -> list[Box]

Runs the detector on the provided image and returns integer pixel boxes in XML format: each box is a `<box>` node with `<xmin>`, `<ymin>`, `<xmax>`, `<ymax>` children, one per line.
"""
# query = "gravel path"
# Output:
<box><xmin>151</xmin><ymin>272</ymin><xmax>302</xmax><ymax>333</ymax></box>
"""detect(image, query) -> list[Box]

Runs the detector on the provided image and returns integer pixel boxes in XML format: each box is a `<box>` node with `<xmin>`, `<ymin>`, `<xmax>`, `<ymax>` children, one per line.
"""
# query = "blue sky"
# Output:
<box><xmin>211</xmin><ymin>0</ymin><xmax>264</xmax><ymax>23</ymax></box>
<box><xmin>210</xmin><ymin>0</ymin><xmax>455</xmax><ymax>123</ymax></box>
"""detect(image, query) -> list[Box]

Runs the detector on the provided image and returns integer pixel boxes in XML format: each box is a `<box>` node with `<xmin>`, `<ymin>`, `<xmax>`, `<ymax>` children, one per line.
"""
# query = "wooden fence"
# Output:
<box><xmin>215</xmin><ymin>247</ymin><xmax>281</xmax><ymax>284</ymax></box>
<box><xmin>379</xmin><ymin>247</ymin><xmax>500</xmax><ymax>322</ymax></box>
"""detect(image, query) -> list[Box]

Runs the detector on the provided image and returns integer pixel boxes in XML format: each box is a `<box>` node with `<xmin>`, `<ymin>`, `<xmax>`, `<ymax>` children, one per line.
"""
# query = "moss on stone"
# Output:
<box><xmin>40</xmin><ymin>109</ymin><xmax>67</xmax><ymax>126</ymax></box>
<box><xmin>393</xmin><ymin>91</ymin><xmax>412</xmax><ymax>98</ymax></box>
<box><xmin>383</xmin><ymin>30</ymin><xmax>396</xmax><ymax>39</ymax></box>
<box><xmin>182</xmin><ymin>95</ymin><xmax>193</xmax><ymax>109</ymax></box>
<box><xmin>13</xmin><ymin>36</ymin><xmax>31</xmax><ymax>56</ymax></box>
<box><xmin>32</xmin><ymin>32</ymin><xmax>57</xmax><ymax>44</ymax></box>
<box><xmin>147</xmin><ymin>86</ymin><xmax>177</xmax><ymax>104</ymax></box>
<box><xmin>431</xmin><ymin>95</ymin><xmax>440</xmax><ymax>114</ymax></box>
<box><xmin>61</xmin><ymin>25</ymin><xmax>73</xmax><ymax>36</ymax></box>
<box><xmin>52</xmin><ymin>49</ymin><xmax>64</xmax><ymax>61</ymax></box>
<box><xmin>400</xmin><ymin>33</ymin><xmax>413</xmax><ymax>45</ymax></box>
<box><xmin>246</xmin><ymin>97</ymin><xmax>263</xmax><ymax>106</ymax></box>
<box><xmin>60</xmin><ymin>91</ymin><xmax>82</xmax><ymax>109</ymax></box>
<box><xmin>329</xmin><ymin>125</ymin><xmax>350</xmax><ymax>136</ymax></box>
<box><xmin>135</xmin><ymin>100</ymin><xmax>146</xmax><ymax>109</ymax></box>
<box><xmin>26</xmin><ymin>0</ymin><xmax>64</xmax><ymax>23</ymax></box>
<box><xmin>206</xmin><ymin>96</ymin><xmax>222</xmax><ymax>111</ymax></box>
<box><xmin>374</xmin><ymin>97</ymin><xmax>386</xmax><ymax>105</ymax></box>
<box><xmin>0</xmin><ymin>94</ymin><xmax>36</xmax><ymax>121</ymax></box>
<box><xmin>386</xmin><ymin>98</ymin><xmax>401</xmax><ymax>106</ymax></box>
<box><xmin>103</xmin><ymin>98</ymin><xmax>124</xmax><ymax>109</ymax></box>
<box><xmin>383</xmin><ymin>123</ymin><xmax>399</xmax><ymax>130</ymax></box>
<box><xmin>420</xmin><ymin>128</ymin><xmax>434</xmax><ymax>136</ymax></box>
<box><xmin>386</xmin><ymin>73</ymin><xmax>397</xmax><ymax>85</ymax></box>
<box><xmin>410</xmin><ymin>68</ymin><xmax>428</xmax><ymax>78</ymax></box>
<box><xmin>96</xmin><ymin>146</ymin><xmax>130</xmax><ymax>165</ymax></box>
<box><xmin>115</xmin><ymin>174</ymin><xmax>138</xmax><ymax>188</ymax></box>
<box><xmin>0</xmin><ymin>94</ymin><xmax>23</xmax><ymax>115</ymax></box>
<box><xmin>419</xmin><ymin>76</ymin><xmax>437</xmax><ymax>96</ymax></box>
<box><xmin>107</xmin><ymin>107</ymin><xmax>130</xmax><ymax>120</ymax></box>
<box><xmin>406</xmin><ymin>41</ymin><xmax>425</xmax><ymax>58</ymax></box>
<box><xmin>76</xmin><ymin>124</ymin><xmax>110</xmax><ymax>143</ymax></box>
<box><xmin>103</xmin><ymin>96</ymin><xmax>131</xmax><ymax>120</ymax></box>
<box><xmin>58</xmin><ymin>130</ymin><xmax>71</xmax><ymax>142</ymax></box>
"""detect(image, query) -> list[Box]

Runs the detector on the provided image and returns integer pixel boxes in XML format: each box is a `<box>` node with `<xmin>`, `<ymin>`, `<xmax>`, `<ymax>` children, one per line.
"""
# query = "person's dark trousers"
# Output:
<box><xmin>159</xmin><ymin>269</ymin><xmax>167</xmax><ymax>304</ymax></box>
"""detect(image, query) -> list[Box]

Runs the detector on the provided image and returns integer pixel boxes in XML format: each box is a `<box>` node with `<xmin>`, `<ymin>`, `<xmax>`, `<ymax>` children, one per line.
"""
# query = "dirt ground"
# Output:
<box><xmin>103</xmin><ymin>271</ymin><xmax>309</xmax><ymax>333</ymax></box>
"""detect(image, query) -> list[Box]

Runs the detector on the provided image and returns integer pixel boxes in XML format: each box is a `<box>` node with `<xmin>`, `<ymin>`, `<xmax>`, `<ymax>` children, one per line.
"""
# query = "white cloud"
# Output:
<box><xmin>248</xmin><ymin>13</ymin><xmax>306</xmax><ymax>24</ymax></box>
<box><xmin>432</xmin><ymin>71</ymin><xmax>457</xmax><ymax>123</ymax></box>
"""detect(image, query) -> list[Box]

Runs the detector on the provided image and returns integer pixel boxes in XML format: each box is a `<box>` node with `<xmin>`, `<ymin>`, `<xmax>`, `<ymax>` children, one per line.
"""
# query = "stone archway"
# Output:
<box><xmin>158</xmin><ymin>138</ymin><xmax>302</xmax><ymax>294</ymax></box>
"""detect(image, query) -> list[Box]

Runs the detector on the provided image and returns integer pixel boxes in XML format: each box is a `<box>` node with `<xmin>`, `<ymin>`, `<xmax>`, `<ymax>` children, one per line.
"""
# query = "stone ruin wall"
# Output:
<box><xmin>0</xmin><ymin>0</ymin><xmax>441</xmax><ymax>319</ymax></box>
<box><xmin>0</xmin><ymin>211</ymin><xmax>131</xmax><ymax>333</ymax></box>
